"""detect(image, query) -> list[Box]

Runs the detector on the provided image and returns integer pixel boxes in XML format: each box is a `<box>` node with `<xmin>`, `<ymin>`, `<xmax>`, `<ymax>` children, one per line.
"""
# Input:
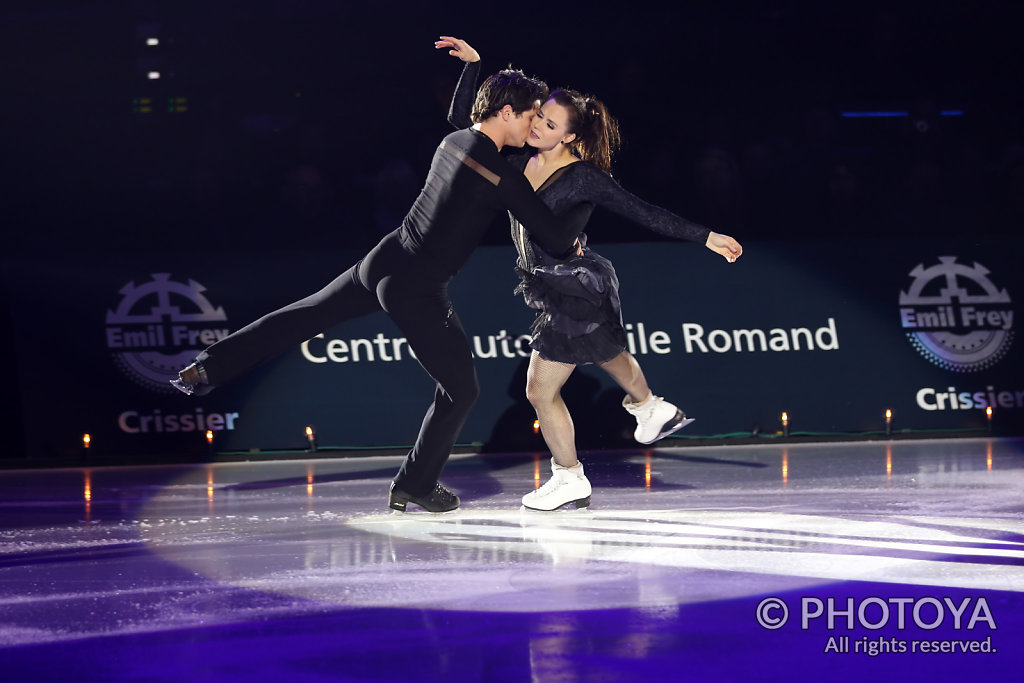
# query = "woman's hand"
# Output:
<box><xmin>435</xmin><ymin>36</ymin><xmax>480</xmax><ymax>63</ymax></box>
<box><xmin>705</xmin><ymin>231</ymin><xmax>743</xmax><ymax>263</ymax></box>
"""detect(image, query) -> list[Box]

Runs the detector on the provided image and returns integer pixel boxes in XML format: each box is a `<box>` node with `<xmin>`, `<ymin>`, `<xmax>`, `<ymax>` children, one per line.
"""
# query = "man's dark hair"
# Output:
<box><xmin>471</xmin><ymin>68</ymin><xmax>548</xmax><ymax>123</ymax></box>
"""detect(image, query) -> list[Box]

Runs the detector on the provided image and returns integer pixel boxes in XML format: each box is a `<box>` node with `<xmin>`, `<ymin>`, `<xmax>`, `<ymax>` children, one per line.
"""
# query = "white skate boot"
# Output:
<box><xmin>522</xmin><ymin>458</ymin><xmax>592</xmax><ymax>511</ymax></box>
<box><xmin>623</xmin><ymin>394</ymin><xmax>694</xmax><ymax>444</ymax></box>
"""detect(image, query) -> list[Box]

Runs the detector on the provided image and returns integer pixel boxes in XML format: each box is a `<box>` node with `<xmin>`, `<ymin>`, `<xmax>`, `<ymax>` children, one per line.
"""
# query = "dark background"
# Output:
<box><xmin>1</xmin><ymin>0</ymin><xmax>1022</xmax><ymax>458</ymax></box>
<box><xmin>2</xmin><ymin>0</ymin><xmax>1022</xmax><ymax>252</ymax></box>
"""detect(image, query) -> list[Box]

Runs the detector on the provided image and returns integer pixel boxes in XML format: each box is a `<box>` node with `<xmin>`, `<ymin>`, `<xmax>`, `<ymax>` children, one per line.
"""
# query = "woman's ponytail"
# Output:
<box><xmin>551</xmin><ymin>89</ymin><xmax>621</xmax><ymax>172</ymax></box>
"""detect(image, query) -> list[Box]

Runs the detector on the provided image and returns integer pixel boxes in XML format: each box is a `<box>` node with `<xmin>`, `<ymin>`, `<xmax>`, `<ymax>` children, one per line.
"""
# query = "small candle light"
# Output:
<box><xmin>532</xmin><ymin>419</ymin><xmax>540</xmax><ymax>434</ymax></box>
<box><xmin>885</xmin><ymin>409</ymin><xmax>892</xmax><ymax>436</ymax></box>
<box><xmin>986</xmin><ymin>406</ymin><xmax>993</xmax><ymax>433</ymax></box>
<box><xmin>781</xmin><ymin>411</ymin><xmax>789</xmax><ymax>438</ymax></box>
<box><xmin>83</xmin><ymin>433</ymin><xmax>91</xmax><ymax>450</ymax></box>
<box><xmin>206</xmin><ymin>429</ymin><xmax>215</xmax><ymax>454</ymax></box>
<box><xmin>306</xmin><ymin>425</ymin><xmax>318</xmax><ymax>452</ymax></box>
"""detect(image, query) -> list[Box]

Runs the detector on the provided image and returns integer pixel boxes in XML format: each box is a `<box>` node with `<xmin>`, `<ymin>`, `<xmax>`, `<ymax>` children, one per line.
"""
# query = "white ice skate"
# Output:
<box><xmin>623</xmin><ymin>394</ymin><xmax>694</xmax><ymax>444</ymax></box>
<box><xmin>522</xmin><ymin>458</ymin><xmax>592</xmax><ymax>511</ymax></box>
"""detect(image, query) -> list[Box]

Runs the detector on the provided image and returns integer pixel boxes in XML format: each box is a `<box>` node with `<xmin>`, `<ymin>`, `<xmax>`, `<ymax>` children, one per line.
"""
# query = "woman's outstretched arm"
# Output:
<box><xmin>436</xmin><ymin>36</ymin><xmax>480</xmax><ymax>129</ymax></box>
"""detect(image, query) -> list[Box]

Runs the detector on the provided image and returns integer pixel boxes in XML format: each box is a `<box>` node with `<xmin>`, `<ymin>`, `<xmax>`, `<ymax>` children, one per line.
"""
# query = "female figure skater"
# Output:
<box><xmin>437</xmin><ymin>37</ymin><xmax>743</xmax><ymax>511</ymax></box>
<box><xmin>172</xmin><ymin>55</ymin><xmax>582</xmax><ymax>513</ymax></box>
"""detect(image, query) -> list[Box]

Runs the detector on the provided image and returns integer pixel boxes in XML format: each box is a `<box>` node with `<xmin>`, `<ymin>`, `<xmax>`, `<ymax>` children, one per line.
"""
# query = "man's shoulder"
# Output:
<box><xmin>439</xmin><ymin>128</ymin><xmax>505</xmax><ymax>168</ymax></box>
<box><xmin>442</xmin><ymin>127</ymin><xmax>479</xmax><ymax>146</ymax></box>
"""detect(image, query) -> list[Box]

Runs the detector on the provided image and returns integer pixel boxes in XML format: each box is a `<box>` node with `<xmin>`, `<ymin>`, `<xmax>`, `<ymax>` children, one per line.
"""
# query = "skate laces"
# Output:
<box><xmin>535</xmin><ymin>474</ymin><xmax>567</xmax><ymax>496</ymax></box>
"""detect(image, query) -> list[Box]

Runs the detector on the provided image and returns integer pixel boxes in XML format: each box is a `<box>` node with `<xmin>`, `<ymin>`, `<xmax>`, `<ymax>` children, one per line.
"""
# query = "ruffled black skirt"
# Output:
<box><xmin>515</xmin><ymin>242</ymin><xmax>626</xmax><ymax>365</ymax></box>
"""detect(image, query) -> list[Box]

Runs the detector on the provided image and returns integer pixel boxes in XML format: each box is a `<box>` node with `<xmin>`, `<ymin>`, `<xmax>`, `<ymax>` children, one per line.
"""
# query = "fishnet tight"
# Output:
<box><xmin>525</xmin><ymin>350</ymin><xmax>652</xmax><ymax>467</ymax></box>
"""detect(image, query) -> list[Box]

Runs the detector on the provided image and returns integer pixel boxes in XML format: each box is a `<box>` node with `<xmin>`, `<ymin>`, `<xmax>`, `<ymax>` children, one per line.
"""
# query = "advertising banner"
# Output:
<box><xmin>5</xmin><ymin>236</ymin><xmax>1022</xmax><ymax>460</ymax></box>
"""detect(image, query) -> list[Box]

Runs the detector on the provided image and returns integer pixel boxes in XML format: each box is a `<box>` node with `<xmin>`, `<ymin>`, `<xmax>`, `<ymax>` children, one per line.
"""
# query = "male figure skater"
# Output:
<box><xmin>173</xmin><ymin>52</ymin><xmax>579</xmax><ymax>513</ymax></box>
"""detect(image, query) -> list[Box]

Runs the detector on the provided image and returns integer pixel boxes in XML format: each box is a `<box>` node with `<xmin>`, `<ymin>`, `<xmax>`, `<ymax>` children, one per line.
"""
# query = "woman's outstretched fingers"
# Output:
<box><xmin>436</xmin><ymin>35</ymin><xmax>479</xmax><ymax>62</ymax></box>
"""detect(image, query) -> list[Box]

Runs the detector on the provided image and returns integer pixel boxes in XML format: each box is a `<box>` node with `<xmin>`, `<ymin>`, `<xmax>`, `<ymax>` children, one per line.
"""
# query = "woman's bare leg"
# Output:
<box><xmin>522</xmin><ymin>350</ymin><xmax>592</xmax><ymax>510</ymax></box>
<box><xmin>600</xmin><ymin>349</ymin><xmax>693</xmax><ymax>443</ymax></box>
<box><xmin>598</xmin><ymin>351</ymin><xmax>652</xmax><ymax>404</ymax></box>
<box><xmin>525</xmin><ymin>351</ymin><xmax>578</xmax><ymax>468</ymax></box>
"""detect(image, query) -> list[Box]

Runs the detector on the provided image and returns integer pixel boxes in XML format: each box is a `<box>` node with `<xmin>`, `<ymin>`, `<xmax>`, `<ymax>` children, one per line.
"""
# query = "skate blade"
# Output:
<box><xmin>638</xmin><ymin>412</ymin><xmax>695</xmax><ymax>444</ymax></box>
<box><xmin>169</xmin><ymin>378</ymin><xmax>195</xmax><ymax>395</ymax></box>
<box><xmin>170</xmin><ymin>378</ymin><xmax>214</xmax><ymax>396</ymax></box>
<box><xmin>521</xmin><ymin>495</ymin><xmax>591</xmax><ymax>512</ymax></box>
<box><xmin>660</xmin><ymin>416</ymin><xmax>695</xmax><ymax>439</ymax></box>
<box><xmin>388</xmin><ymin>505</ymin><xmax>460</xmax><ymax>515</ymax></box>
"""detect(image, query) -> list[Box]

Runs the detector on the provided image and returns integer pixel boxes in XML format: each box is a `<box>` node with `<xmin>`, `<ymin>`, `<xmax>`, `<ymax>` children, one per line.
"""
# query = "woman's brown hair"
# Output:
<box><xmin>550</xmin><ymin>89</ymin><xmax>622</xmax><ymax>172</ymax></box>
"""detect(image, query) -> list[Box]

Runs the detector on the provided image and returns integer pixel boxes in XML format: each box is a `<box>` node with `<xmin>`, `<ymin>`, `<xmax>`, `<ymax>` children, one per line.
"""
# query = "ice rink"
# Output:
<box><xmin>2</xmin><ymin>438</ymin><xmax>1022</xmax><ymax>681</ymax></box>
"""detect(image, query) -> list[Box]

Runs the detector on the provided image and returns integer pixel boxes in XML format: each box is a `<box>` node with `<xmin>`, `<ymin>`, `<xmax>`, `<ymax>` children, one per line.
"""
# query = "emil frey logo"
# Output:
<box><xmin>898</xmin><ymin>257</ymin><xmax>1013</xmax><ymax>373</ymax></box>
<box><xmin>106</xmin><ymin>274</ymin><xmax>229</xmax><ymax>392</ymax></box>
